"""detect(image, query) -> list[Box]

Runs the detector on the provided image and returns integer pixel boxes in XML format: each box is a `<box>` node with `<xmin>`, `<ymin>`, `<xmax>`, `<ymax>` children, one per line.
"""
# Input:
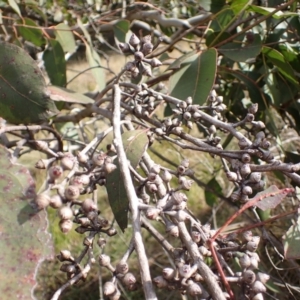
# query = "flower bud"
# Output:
<box><xmin>248</xmin><ymin>103</ymin><xmax>258</xmax><ymax>114</ymax></box>
<box><xmin>116</xmin><ymin>261</ymin><xmax>129</xmax><ymax>274</ymax></box>
<box><xmin>48</xmin><ymin>165</ymin><xmax>63</xmax><ymax>180</ymax></box>
<box><xmin>145</xmin><ymin>207</ymin><xmax>161</xmax><ymax>220</ymax></box>
<box><xmin>92</xmin><ymin>152</ymin><xmax>106</xmax><ymax>166</ymax></box>
<box><xmin>242</xmin><ymin>185</ymin><xmax>253</xmax><ymax>195</ymax></box>
<box><xmin>240</xmin><ymin>164</ymin><xmax>251</xmax><ymax>177</ymax></box>
<box><xmin>256</xmin><ymin>272</ymin><xmax>270</xmax><ymax>284</ymax></box>
<box><xmin>59</xmin><ymin>219</ymin><xmax>73</xmax><ymax>233</ymax></box>
<box><xmin>60</xmin><ymin>250</ymin><xmax>72</xmax><ymax>260</ymax></box>
<box><xmin>129</xmin><ymin>33</ymin><xmax>140</xmax><ymax>47</ymax></box>
<box><xmin>99</xmin><ymin>254</ymin><xmax>111</xmax><ymax>267</ymax></box>
<box><xmin>191</xmin><ymin>231</ymin><xmax>201</xmax><ymax>243</ymax></box>
<box><xmin>64</xmin><ymin>185</ymin><xmax>80</xmax><ymax>201</ymax></box>
<box><xmin>239</xmin><ymin>254</ymin><xmax>251</xmax><ymax>269</ymax></box>
<box><xmin>122</xmin><ymin>272</ymin><xmax>136</xmax><ymax>286</ymax></box>
<box><xmin>103</xmin><ymin>282</ymin><xmax>116</xmax><ymax>296</ymax></box>
<box><xmin>227</xmin><ymin>172</ymin><xmax>238</xmax><ymax>182</ymax></box>
<box><xmin>82</xmin><ymin>198</ymin><xmax>97</xmax><ymax>214</ymax></box>
<box><xmin>247</xmin><ymin>241</ymin><xmax>258</xmax><ymax>252</ymax></box>
<box><xmin>242</xmin><ymin>270</ymin><xmax>256</xmax><ymax>284</ymax></box>
<box><xmin>61</xmin><ymin>153</ymin><xmax>75</xmax><ymax>170</ymax></box>
<box><xmin>134</xmin><ymin>51</ymin><xmax>144</xmax><ymax>61</ymax></box>
<box><xmin>49</xmin><ymin>194</ymin><xmax>63</xmax><ymax>208</ymax></box>
<box><xmin>251</xmin><ymin>280</ymin><xmax>266</xmax><ymax>294</ymax></box>
<box><xmin>58</xmin><ymin>206</ymin><xmax>73</xmax><ymax>220</ymax></box>
<box><xmin>166</xmin><ymin>224</ymin><xmax>179</xmax><ymax>237</ymax></box>
<box><xmin>142</xmin><ymin>42</ymin><xmax>153</xmax><ymax>55</ymax></box>
<box><xmin>187</xmin><ymin>281</ymin><xmax>202</xmax><ymax>296</ymax></box>
<box><xmin>242</xmin><ymin>153</ymin><xmax>251</xmax><ymax>163</ymax></box>
<box><xmin>162</xmin><ymin>268</ymin><xmax>175</xmax><ymax>280</ymax></box>
<box><xmin>150</xmin><ymin>58</ymin><xmax>162</xmax><ymax>67</ymax></box>
<box><xmin>252</xmin><ymin>293</ymin><xmax>264</xmax><ymax>300</ymax></box>
<box><xmin>249</xmin><ymin>172</ymin><xmax>261</xmax><ymax>183</ymax></box>
<box><xmin>153</xmin><ymin>276</ymin><xmax>168</xmax><ymax>288</ymax></box>
<box><xmin>35</xmin><ymin>193</ymin><xmax>50</xmax><ymax>209</ymax></box>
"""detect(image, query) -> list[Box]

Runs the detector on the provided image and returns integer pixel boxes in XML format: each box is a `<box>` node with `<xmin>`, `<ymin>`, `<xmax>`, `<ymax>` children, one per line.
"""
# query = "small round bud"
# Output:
<box><xmin>118</xmin><ymin>42</ymin><xmax>131</xmax><ymax>53</ymax></box>
<box><xmin>256</xmin><ymin>272</ymin><xmax>270</xmax><ymax>284</ymax></box>
<box><xmin>129</xmin><ymin>33</ymin><xmax>140</xmax><ymax>47</ymax></box>
<box><xmin>186</xmin><ymin>96</ymin><xmax>193</xmax><ymax>105</ymax></box>
<box><xmin>116</xmin><ymin>261</ymin><xmax>129</xmax><ymax>275</ymax></box>
<box><xmin>58</xmin><ymin>206</ymin><xmax>73</xmax><ymax>220</ymax></box>
<box><xmin>97</xmin><ymin>237</ymin><xmax>106</xmax><ymax>248</ymax></box>
<box><xmin>150</xmin><ymin>57</ymin><xmax>162</xmax><ymax>67</ymax></box>
<box><xmin>134</xmin><ymin>51</ymin><xmax>144</xmax><ymax>61</ymax></box>
<box><xmin>251</xmin><ymin>280</ymin><xmax>266</xmax><ymax>294</ymax></box>
<box><xmin>59</xmin><ymin>219</ymin><xmax>73</xmax><ymax>233</ymax></box>
<box><xmin>226</xmin><ymin>172</ymin><xmax>238</xmax><ymax>182</ymax></box>
<box><xmin>242</xmin><ymin>270</ymin><xmax>256</xmax><ymax>284</ymax></box>
<box><xmin>248</xmin><ymin>103</ymin><xmax>258</xmax><ymax>114</ymax></box>
<box><xmin>242</xmin><ymin>185</ymin><xmax>253</xmax><ymax>195</ymax></box>
<box><xmin>242</xmin><ymin>153</ymin><xmax>251</xmax><ymax>163</ymax></box>
<box><xmin>35</xmin><ymin>193</ymin><xmax>50</xmax><ymax>209</ymax></box>
<box><xmin>251</xmin><ymin>293</ymin><xmax>264</xmax><ymax>300</ymax></box>
<box><xmin>239</xmin><ymin>254</ymin><xmax>251</xmax><ymax>269</ymax></box>
<box><xmin>242</xmin><ymin>230</ymin><xmax>253</xmax><ymax>242</ymax></box>
<box><xmin>199</xmin><ymin>246</ymin><xmax>208</xmax><ymax>256</ymax></box>
<box><xmin>161</xmin><ymin>169</ymin><xmax>172</xmax><ymax>182</ymax></box>
<box><xmin>230</xmin><ymin>191</ymin><xmax>241</xmax><ymax>202</ymax></box>
<box><xmin>183</xmin><ymin>111</ymin><xmax>191</xmax><ymax>120</ymax></box>
<box><xmin>99</xmin><ymin>254</ymin><xmax>111</xmax><ymax>267</ymax></box>
<box><xmin>49</xmin><ymin>194</ymin><xmax>63</xmax><ymax>209</ymax></box>
<box><xmin>77</xmin><ymin>152</ymin><xmax>89</xmax><ymax>164</ymax></box>
<box><xmin>92</xmin><ymin>152</ymin><xmax>106</xmax><ymax>166</ymax></box>
<box><xmin>187</xmin><ymin>281</ymin><xmax>202</xmax><ymax>296</ymax></box>
<box><xmin>82</xmin><ymin>198</ymin><xmax>97</xmax><ymax>214</ymax></box>
<box><xmin>107</xmin><ymin>228</ymin><xmax>117</xmax><ymax>236</ymax></box>
<box><xmin>145</xmin><ymin>207</ymin><xmax>161</xmax><ymax>220</ymax></box>
<box><xmin>64</xmin><ymin>185</ymin><xmax>80</xmax><ymax>201</ymax></box>
<box><xmin>104</xmin><ymin>162</ymin><xmax>117</xmax><ymax>174</ymax></box>
<box><xmin>249</xmin><ymin>172</ymin><xmax>261</xmax><ymax>183</ymax></box>
<box><xmin>179</xmin><ymin>264</ymin><xmax>191</xmax><ymax>278</ymax></box>
<box><xmin>166</xmin><ymin>224</ymin><xmax>179</xmax><ymax>237</ymax></box>
<box><xmin>60</xmin><ymin>250</ymin><xmax>72</xmax><ymax>260</ymax></box>
<box><xmin>61</xmin><ymin>153</ymin><xmax>75</xmax><ymax>170</ymax></box>
<box><xmin>153</xmin><ymin>276</ymin><xmax>168</xmax><ymax>288</ymax></box>
<box><xmin>103</xmin><ymin>282</ymin><xmax>116</xmax><ymax>296</ymax></box>
<box><xmin>162</xmin><ymin>268</ymin><xmax>175</xmax><ymax>280</ymax></box>
<box><xmin>240</xmin><ymin>164</ymin><xmax>251</xmax><ymax>177</ymax></box>
<box><xmin>48</xmin><ymin>165</ymin><xmax>63</xmax><ymax>180</ymax></box>
<box><xmin>171</xmin><ymin>191</ymin><xmax>187</xmax><ymax>205</ymax></box>
<box><xmin>246</xmin><ymin>113</ymin><xmax>255</xmax><ymax>122</ymax></box>
<box><xmin>122</xmin><ymin>272</ymin><xmax>137</xmax><ymax>287</ymax></box>
<box><xmin>142</xmin><ymin>42</ymin><xmax>153</xmax><ymax>55</ymax></box>
<box><xmin>247</xmin><ymin>241</ymin><xmax>258</xmax><ymax>252</ymax></box>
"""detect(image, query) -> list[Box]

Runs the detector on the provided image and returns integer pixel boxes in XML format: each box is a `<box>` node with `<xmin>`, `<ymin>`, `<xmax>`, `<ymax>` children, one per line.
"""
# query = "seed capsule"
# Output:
<box><xmin>59</xmin><ymin>219</ymin><xmax>73</xmax><ymax>233</ymax></box>
<box><xmin>64</xmin><ymin>185</ymin><xmax>80</xmax><ymax>201</ymax></box>
<box><xmin>59</xmin><ymin>206</ymin><xmax>73</xmax><ymax>220</ymax></box>
<box><xmin>242</xmin><ymin>270</ymin><xmax>256</xmax><ymax>284</ymax></box>
<box><xmin>61</xmin><ymin>153</ymin><xmax>75</xmax><ymax>170</ymax></box>
<box><xmin>35</xmin><ymin>193</ymin><xmax>50</xmax><ymax>209</ymax></box>
<box><xmin>49</xmin><ymin>194</ymin><xmax>63</xmax><ymax>209</ymax></box>
<box><xmin>48</xmin><ymin>165</ymin><xmax>63</xmax><ymax>180</ymax></box>
<box><xmin>81</xmin><ymin>198</ymin><xmax>97</xmax><ymax>214</ymax></box>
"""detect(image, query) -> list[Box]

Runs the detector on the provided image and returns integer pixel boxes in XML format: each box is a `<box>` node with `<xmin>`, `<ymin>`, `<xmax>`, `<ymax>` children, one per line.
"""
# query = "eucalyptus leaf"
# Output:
<box><xmin>169</xmin><ymin>49</ymin><xmax>217</xmax><ymax>104</ymax></box>
<box><xmin>17</xmin><ymin>18</ymin><xmax>45</xmax><ymax>47</ymax></box>
<box><xmin>0</xmin><ymin>42</ymin><xmax>58</xmax><ymax>124</ymax></box>
<box><xmin>55</xmin><ymin>23</ymin><xmax>77</xmax><ymax>54</ymax></box>
<box><xmin>106</xmin><ymin>130</ymin><xmax>149</xmax><ymax>232</ymax></box>
<box><xmin>43</xmin><ymin>39</ymin><xmax>66</xmax><ymax>87</ymax></box>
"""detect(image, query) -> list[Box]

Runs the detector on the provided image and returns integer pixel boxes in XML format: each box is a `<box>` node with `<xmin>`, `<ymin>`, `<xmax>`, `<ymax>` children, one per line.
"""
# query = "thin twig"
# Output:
<box><xmin>112</xmin><ymin>84</ymin><xmax>157</xmax><ymax>300</ymax></box>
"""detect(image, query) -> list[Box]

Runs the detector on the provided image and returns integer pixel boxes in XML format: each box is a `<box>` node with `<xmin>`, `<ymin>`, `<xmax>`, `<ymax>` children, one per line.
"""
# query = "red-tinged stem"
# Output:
<box><xmin>207</xmin><ymin>187</ymin><xmax>294</xmax><ymax>300</ymax></box>
<box><xmin>211</xmin><ymin>188</ymin><xmax>294</xmax><ymax>241</ymax></box>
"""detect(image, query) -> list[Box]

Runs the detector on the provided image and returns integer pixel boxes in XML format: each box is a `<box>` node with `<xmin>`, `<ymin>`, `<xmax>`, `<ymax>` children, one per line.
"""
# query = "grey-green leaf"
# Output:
<box><xmin>169</xmin><ymin>49</ymin><xmax>217</xmax><ymax>104</ymax></box>
<box><xmin>106</xmin><ymin>130</ymin><xmax>149</xmax><ymax>232</ymax></box>
<box><xmin>55</xmin><ymin>23</ymin><xmax>77</xmax><ymax>54</ymax></box>
<box><xmin>0</xmin><ymin>42</ymin><xmax>58</xmax><ymax>124</ymax></box>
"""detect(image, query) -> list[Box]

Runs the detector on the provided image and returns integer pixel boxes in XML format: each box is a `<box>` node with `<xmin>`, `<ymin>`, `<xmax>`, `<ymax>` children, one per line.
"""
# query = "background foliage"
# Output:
<box><xmin>1</xmin><ymin>0</ymin><xmax>300</xmax><ymax>300</ymax></box>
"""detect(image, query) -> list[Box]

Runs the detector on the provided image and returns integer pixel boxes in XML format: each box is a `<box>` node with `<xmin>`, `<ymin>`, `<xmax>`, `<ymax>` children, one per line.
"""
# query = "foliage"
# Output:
<box><xmin>0</xmin><ymin>0</ymin><xmax>300</xmax><ymax>300</ymax></box>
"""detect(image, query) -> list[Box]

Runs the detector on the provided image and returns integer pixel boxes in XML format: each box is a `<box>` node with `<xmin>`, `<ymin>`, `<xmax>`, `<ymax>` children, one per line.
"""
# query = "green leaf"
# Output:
<box><xmin>247</xmin><ymin>5</ymin><xmax>299</xmax><ymax>19</ymax></box>
<box><xmin>55</xmin><ymin>23</ymin><xmax>77</xmax><ymax>54</ymax></box>
<box><xmin>43</xmin><ymin>39</ymin><xmax>66</xmax><ymax>87</ymax></box>
<box><xmin>0</xmin><ymin>42</ymin><xmax>58</xmax><ymax>124</ymax></box>
<box><xmin>209</xmin><ymin>8</ymin><xmax>234</xmax><ymax>32</ymax></box>
<box><xmin>205</xmin><ymin>177</ymin><xmax>222</xmax><ymax>207</ymax></box>
<box><xmin>219</xmin><ymin>33</ymin><xmax>262</xmax><ymax>62</ymax></box>
<box><xmin>0</xmin><ymin>146</ymin><xmax>53</xmax><ymax>298</ymax></box>
<box><xmin>167</xmin><ymin>50</ymin><xmax>196</xmax><ymax>71</ymax></box>
<box><xmin>113</xmin><ymin>20</ymin><xmax>130</xmax><ymax>43</ymax></box>
<box><xmin>106</xmin><ymin>130</ymin><xmax>149</xmax><ymax>232</ymax></box>
<box><xmin>231</xmin><ymin>0</ymin><xmax>251</xmax><ymax>15</ymax></box>
<box><xmin>17</xmin><ymin>18</ymin><xmax>45</xmax><ymax>47</ymax></box>
<box><xmin>262</xmin><ymin>46</ymin><xmax>298</xmax><ymax>85</ymax></box>
<box><xmin>169</xmin><ymin>49</ymin><xmax>217</xmax><ymax>104</ymax></box>
<box><xmin>283</xmin><ymin>216</ymin><xmax>300</xmax><ymax>259</ymax></box>
<box><xmin>8</xmin><ymin>0</ymin><xmax>21</xmax><ymax>17</ymax></box>
<box><xmin>206</xmin><ymin>31</ymin><xmax>230</xmax><ymax>48</ymax></box>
